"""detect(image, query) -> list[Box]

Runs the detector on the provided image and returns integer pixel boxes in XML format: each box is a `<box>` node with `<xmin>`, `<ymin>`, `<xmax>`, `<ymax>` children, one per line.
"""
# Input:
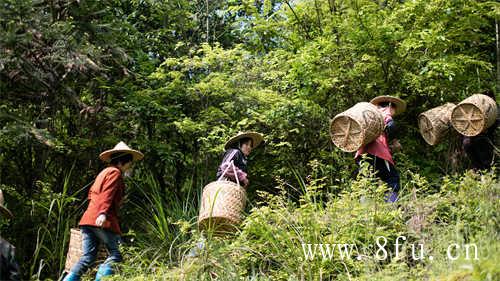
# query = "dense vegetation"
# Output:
<box><xmin>0</xmin><ymin>0</ymin><xmax>498</xmax><ymax>280</ymax></box>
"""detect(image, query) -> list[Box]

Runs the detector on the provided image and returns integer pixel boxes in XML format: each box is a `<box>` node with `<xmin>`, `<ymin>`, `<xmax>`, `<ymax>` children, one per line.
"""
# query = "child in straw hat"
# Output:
<box><xmin>63</xmin><ymin>142</ymin><xmax>143</xmax><ymax>281</ymax></box>
<box><xmin>0</xmin><ymin>189</ymin><xmax>21</xmax><ymax>281</ymax></box>
<box><xmin>216</xmin><ymin>132</ymin><xmax>264</xmax><ymax>188</ymax></box>
<box><xmin>355</xmin><ymin>96</ymin><xmax>406</xmax><ymax>203</ymax></box>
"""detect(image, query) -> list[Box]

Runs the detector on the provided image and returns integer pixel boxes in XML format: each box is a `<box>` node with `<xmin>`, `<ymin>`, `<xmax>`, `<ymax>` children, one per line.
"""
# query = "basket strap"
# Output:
<box><xmin>486</xmin><ymin>138</ymin><xmax>500</xmax><ymax>159</ymax></box>
<box><xmin>384</xmin><ymin>159</ymin><xmax>391</xmax><ymax>172</ymax></box>
<box><xmin>217</xmin><ymin>161</ymin><xmax>233</xmax><ymax>182</ymax></box>
<box><xmin>230</xmin><ymin>160</ymin><xmax>240</xmax><ymax>186</ymax></box>
<box><xmin>217</xmin><ymin>160</ymin><xmax>240</xmax><ymax>186</ymax></box>
<box><xmin>217</xmin><ymin>149</ymin><xmax>238</xmax><ymax>181</ymax></box>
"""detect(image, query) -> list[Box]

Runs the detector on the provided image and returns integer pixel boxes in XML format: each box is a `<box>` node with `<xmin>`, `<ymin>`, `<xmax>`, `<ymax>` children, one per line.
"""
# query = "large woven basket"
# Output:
<box><xmin>198</xmin><ymin>181</ymin><xmax>246</xmax><ymax>235</ymax></box>
<box><xmin>330</xmin><ymin>102</ymin><xmax>385</xmax><ymax>152</ymax></box>
<box><xmin>64</xmin><ymin>228</ymin><xmax>108</xmax><ymax>272</ymax></box>
<box><xmin>451</xmin><ymin>94</ymin><xmax>497</xmax><ymax>136</ymax></box>
<box><xmin>418</xmin><ymin>103</ymin><xmax>455</xmax><ymax>145</ymax></box>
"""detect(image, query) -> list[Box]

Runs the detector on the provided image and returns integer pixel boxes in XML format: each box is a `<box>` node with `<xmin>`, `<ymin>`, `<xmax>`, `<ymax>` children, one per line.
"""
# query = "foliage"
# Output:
<box><xmin>0</xmin><ymin>0</ymin><xmax>499</xmax><ymax>280</ymax></box>
<box><xmin>108</xmin><ymin>170</ymin><xmax>499</xmax><ymax>281</ymax></box>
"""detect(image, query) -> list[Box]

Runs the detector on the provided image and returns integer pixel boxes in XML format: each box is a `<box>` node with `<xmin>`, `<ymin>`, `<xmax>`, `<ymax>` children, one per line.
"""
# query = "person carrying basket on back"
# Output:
<box><xmin>63</xmin><ymin>141</ymin><xmax>143</xmax><ymax>281</ymax></box>
<box><xmin>355</xmin><ymin>96</ymin><xmax>406</xmax><ymax>203</ymax></box>
<box><xmin>461</xmin><ymin>90</ymin><xmax>499</xmax><ymax>170</ymax></box>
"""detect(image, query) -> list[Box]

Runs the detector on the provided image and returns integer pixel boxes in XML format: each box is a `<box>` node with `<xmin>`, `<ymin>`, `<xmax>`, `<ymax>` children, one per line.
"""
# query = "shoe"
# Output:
<box><xmin>62</xmin><ymin>272</ymin><xmax>81</xmax><ymax>281</ymax></box>
<box><xmin>95</xmin><ymin>263</ymin><xmax>113</xmax><ymax>281</ymax></box>
<box><xmin>186</xmin><ymin>238</ymin><xmax>206</xmax><ymax>258</ymax></box>
<box><xmin>385</xmin><ymin>191</ymin><xmax>398</xmax><ymax>203</ymax></box>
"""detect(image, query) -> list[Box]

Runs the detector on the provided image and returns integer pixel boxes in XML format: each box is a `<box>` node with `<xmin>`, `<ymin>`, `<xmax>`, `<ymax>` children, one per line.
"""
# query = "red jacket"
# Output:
<box><xmin>355</xmin><ymin>115</ymin><xmax>395</xmax><ymax>165</ymax></box>
<box><xmin>79</xmin><ymin>167</ymin><xmax>125</xmax><ymax>234</ymax></box>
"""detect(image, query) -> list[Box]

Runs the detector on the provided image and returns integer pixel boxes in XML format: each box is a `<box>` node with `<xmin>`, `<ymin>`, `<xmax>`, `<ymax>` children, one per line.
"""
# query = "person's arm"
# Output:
<box><xmin>237</xmin><ymin>170</ymin><xmax>249</xmax><ymax>187</ymax></box>
<box><xmin>216</xmin><ymin>149</ymin><xmax>239</xmax><ymax>179</ymax></box>
<box><xmin>384</xmin><ymin>118</ymin><xmax>397</xmax><ymax>142</ymax></box>
<box><xmin>462</xmin><ymin>135</ymin><xmax>471</xmax><ymax>149</ymax></box>
<box><xmin>8</xmin><ymin>246</ymin><xmax>20</xmax><ymax>281</ymax></box>
<box><xmin>96</xmin><ymin>169</ymin><xmax>121</xmax><ymax>219</ymax></box>
<box><xmin>1</xmin><ymin>240</ymin><xmax>20</xmax><ymax>281</ymax></box>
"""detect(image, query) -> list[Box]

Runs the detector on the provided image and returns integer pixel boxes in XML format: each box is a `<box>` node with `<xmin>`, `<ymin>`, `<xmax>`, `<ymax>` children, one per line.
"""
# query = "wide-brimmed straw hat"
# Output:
<box><xmin>99</xmin><ymin>141</ymin><xmax>144</xmax><ymax>162</ymax></box>
<box><xmin>370</xmin><ymin>95</ymin><xmax>407</xmax><ymax>116</ymax></box>
<box><xmin>225</xmin><ymin>132</ymin><xmax>264</xmax><ymax>150</ymax></box>
<box><xmin>0</xmin><ymin>190</ymin><xmax>13</xmax><ymax>219</ymax></box>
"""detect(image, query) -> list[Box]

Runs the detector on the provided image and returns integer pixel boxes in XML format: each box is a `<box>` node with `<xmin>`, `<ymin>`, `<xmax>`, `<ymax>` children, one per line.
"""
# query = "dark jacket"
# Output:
<box><xmin>0</xmin><ymin>237</ymin><xmax>20</xmax><ymax>281</ymax></box>
<box><xmin>462</xmin><ymin>105</ymin><xmax>499</xmax><ymax>170</ymax></box>
<box><xmin>216</xmin><ymin>148</ymin><xmax>248</xmax><ymax>179</ymax></box>
<box><xmin>385</xmin><ymin>118</ymin><xmax>397</xmax><ymax>142</ymax></box>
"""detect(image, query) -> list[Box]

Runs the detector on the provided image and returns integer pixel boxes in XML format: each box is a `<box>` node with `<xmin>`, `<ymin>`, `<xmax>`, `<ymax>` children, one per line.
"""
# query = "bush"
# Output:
<box><xmin>108</xmin><ymin>170</ymin><xmax>498</xmax><ymax>281</ymax></box>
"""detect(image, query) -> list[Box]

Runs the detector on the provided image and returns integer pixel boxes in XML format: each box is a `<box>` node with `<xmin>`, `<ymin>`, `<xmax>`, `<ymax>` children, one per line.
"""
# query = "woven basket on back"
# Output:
<box><xmin>198</xmin><ymin>180</ymin><xmax>246</xmax><ymax>235</ymax></box>
<box><xmin>451</xmin><ymin>94</ymin><xmax>497</xmax><ymax>137</ymax></box>
<box><xmin>330</xmin><ymin>102</ymin><xmax>385</xmax><ymax>152</ymax></box>
<box><xmin>64</xmin><ymin>228</ymin><xmax>108</xmax><ymax>272</ymax></box>
<box><xmin>418</xmin><ymin>103</ymin><xmax>456</xmax><ymax>145</ymax></box>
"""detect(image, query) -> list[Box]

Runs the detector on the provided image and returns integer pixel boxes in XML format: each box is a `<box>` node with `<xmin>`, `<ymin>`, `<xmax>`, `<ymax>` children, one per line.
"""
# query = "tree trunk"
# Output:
<box><xmin>496</xmin><ymin>19</ymin><xmax>500</xmax><ymax>93</ymax></box>
<box><xmin>206</xmin><ymin>0</ymin><xmax>210</xmax><ymax>43</ymax></box>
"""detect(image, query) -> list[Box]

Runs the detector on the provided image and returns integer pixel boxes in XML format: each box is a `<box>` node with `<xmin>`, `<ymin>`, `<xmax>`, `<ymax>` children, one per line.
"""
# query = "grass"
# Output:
<box><xmin>103</xmin><ymin>168</ymin><xmax>499</xmax><ymax>280</ymax></box>
<box><xmin>30</xmin><ymin>164</ymin><xmax>90</xmax><ymax>280</ymax></box>
<box><xmin>21</xmin><ymin>164</ymin><xmax>498</xmax><ymax>280</ymax></box>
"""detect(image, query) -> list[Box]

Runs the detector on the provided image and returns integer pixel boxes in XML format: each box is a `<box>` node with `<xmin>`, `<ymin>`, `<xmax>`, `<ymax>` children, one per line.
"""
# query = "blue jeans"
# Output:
<box><xmin>70</xmin><ymin>226</ymin><xmax>122</xmax><ymax>276</ymax></box>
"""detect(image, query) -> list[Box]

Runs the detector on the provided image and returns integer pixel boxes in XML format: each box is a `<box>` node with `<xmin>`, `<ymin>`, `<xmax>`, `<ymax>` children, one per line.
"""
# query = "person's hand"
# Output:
<box><xmin>390</xmin><ymin>139</ymin><xmax>402</xmax><ymax>152</ymax></box>
<box><xmin>242</xmin><ymin>178</ymin><xmax>249</xmax><ymax>188</ymax></box>
<box><xmin>462</xmin><ymin>136</ymin><xmax>471</xmax><ymax>148</ymax></box>
<box><xmin>96</xmin><ymin>214</ymin><xmax>106</xmax><ymax>227</ymax></box>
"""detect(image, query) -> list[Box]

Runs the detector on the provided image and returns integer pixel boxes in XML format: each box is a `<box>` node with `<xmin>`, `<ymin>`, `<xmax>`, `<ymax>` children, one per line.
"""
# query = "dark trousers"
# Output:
<box><xmin>357</xmin><ymin>154</ymin><xmax>401</xmax><ymax>202</ymax></box>
<box><xmin>463</xmin><ymin>136</ymin><xmax>494</xmax><ymax>170</ymax></box>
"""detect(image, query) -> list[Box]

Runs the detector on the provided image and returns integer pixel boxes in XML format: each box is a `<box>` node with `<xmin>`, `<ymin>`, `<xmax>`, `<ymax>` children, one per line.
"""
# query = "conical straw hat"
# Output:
<box><xmin>224</xmin><ymin>132</ymin><xmax>264</xmax><ymax>150</ymax></box>
<box><xmin>0</xmin><ymin>190</ymin><xmax>13</xmax><ymax>219</ymax></box>
<box><xmin>99</xmin><ymin>141</ymin><xmax>144</xmax><ymax>162</ymax></box>
<box><xmin>370</xmin><ymin>96</ymin><xmax>407</xmax><ymax>116</ymax></box>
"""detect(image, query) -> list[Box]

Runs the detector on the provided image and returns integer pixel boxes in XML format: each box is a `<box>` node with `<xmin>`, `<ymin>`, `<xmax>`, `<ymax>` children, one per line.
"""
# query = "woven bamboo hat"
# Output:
<box><xmin>370</xmin><ymin>96</ymin><xmax>407</xmax><ymax>116</ymax></box>
<box><xmin>0</xmin><ymin>190</ymin><xmax>13</xmax><ymax>219</ymax></box>
<box><xmin>99</xmin><ymin>141</ymin><xmax>144</xmax><ymax>162</ymax></box>
<box><xmin>225</xmin><ymin>132</ymin><xmax>264</xmax><ymax>150</ymax></box>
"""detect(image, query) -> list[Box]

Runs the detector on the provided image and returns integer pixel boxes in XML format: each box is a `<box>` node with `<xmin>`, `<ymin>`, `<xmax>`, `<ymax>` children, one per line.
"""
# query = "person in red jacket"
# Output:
<box><xmin>355</xmin><ymin>96</ymin><xmax>406</xmax><ymax>203</ymax></box>
<box><xmin>63</xmin><ymin>142</ymin><xmax>143</xmax><ymax>281</ymax></box>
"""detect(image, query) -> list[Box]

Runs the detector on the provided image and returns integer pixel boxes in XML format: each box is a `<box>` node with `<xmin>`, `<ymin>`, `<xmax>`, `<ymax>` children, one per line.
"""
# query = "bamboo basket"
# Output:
<box><xmin>418</xmin><ymin>103</ymin><xmax>455</xmax><ymax>145</ymax></box>
<box><xmin>64</xmin><ymin>228</ymin><xmax>108</xmax><ymax>272</ymax></box>
<box><xmin>330</xmin><ymin>102</ymin><xmax>385</xmax><ymax>152</ymax></box>
<box><xmin>198</xmin><ymin>181</ymin><xmax>246</xmax><ymax>234</ymax></box>
<box><xmin>451</xmin><ymin>94</ymin><xmax>497</xmax><ymax>136</ymax></box>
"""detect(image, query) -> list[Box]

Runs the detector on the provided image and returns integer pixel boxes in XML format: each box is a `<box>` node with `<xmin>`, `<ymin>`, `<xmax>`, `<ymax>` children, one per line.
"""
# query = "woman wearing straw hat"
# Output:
<box><xmin>187</xmin><ymin>132</ymin><xmax>263</xmax><ymax>258</ymax></box>
<box><xmin>216</xmin><ymin>132</ymin><xmax>264</xmax><ymax>188</ymax></box>
<box><xmin>63</xmin><ymin>142</ymin><xmax>143</xmax><ymax>281</ymax></box>
<box><xmin>0</xmin><ymin>190</ymin><xmax>21</xmax><ymax>281</ymax></box>
<box><xmin>355</xmin><ymin>96</ymin><xmax>406</xmax><ymax>203</ymax></box>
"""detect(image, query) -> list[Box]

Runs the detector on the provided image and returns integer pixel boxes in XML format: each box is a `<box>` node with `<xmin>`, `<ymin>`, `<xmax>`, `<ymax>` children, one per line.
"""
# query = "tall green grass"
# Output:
<box><xmin>27</xmin><ymin>167</ymin><xmax>204</xmax><ymax>280</ymax></box>
<box><xmin>30</xmin><ymin>165</ymin><xmax>90</xmax><ymax>280</ymax></box>
<box><xmin>119</xmin><ymin>169</ymin><xmax>201</xmax><ymax>274</ymax></box>
<box><xmin>108</xmin><ymin>169</ymin><xmax>498</xmax><ymax>281</ymax></box>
